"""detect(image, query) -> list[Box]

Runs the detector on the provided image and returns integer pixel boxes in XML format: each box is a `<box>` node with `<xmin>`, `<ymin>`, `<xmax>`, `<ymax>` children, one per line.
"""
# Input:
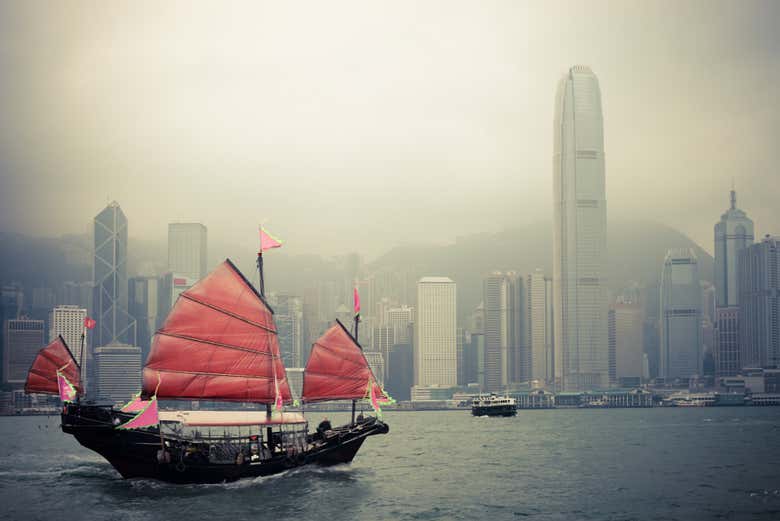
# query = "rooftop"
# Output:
<box><xmin>419</xmin><ymin>276</ymin><xmax>454</xmax><ymax>283</ymax></box>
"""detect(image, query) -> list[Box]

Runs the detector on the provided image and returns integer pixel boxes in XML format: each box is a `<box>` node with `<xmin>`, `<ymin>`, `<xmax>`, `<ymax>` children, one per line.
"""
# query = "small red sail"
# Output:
<box><xmin>143</xmin><ymin>259</ymin><xmax>292</xmax><ymax>403</ymax></box>
<box><xmin>25</xmin><ymin>336</ymin><xmax>82</xmax><ymax>396</ymax></box>
<box><xmin>302</xmin><ymin>320</ymin><xmax>388</xmax><ymax>402</ymax></box>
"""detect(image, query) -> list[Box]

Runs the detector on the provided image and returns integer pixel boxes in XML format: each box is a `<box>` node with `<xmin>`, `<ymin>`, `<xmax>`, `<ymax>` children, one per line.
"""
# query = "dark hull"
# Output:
<box><xmin>471</xmin><ymin>405</ymin><xmax>517</xmax><ymax>417</ymax></box>
<box><xmin>61</xmin><ymin>404</ymin><xmax>388</xmax><ymax>484</ymax></box>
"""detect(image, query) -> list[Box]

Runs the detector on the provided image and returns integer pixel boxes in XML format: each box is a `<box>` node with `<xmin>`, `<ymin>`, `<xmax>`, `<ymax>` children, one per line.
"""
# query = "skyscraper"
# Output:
<box><xmin>482</xmin><ymin>272</ymin><xmax>511</xmax><ymax>391</ymax></box>
<box><xmin>738</xmin><ymin>236</ymin><xmax>780</xmax><ymax>369</ymax></box>
<box><xmin>714</xmin><ymin>189</ymin><xmax>754</xmax><ymax>307</ymax></box>
<box><xmin>611</xmin><ymin>297</ymin><xmax>644</xmax><ymax>385</ymax></box>
<box><xmin>0</xmin><ymin>285</ymin><xmax>23</xmax><ymax>384</ymax></box>
<box><xmin>272</xmin><ymin>294</ymin><xmax>304</xmax><ymax>368</ymax></box>
<box><xmin>713</xmin><ymin>188</ymin><xmax>754</xmax><ymax>377</ymax></box>
<box><xmin>526</xmin><ymin>269</ymin><xmax>553</xmax><ymax>385</ymax></box>
<box><xmin>414</xmin><ymin>277</ymin><xmax>456</xmax><ymax>388</ymax></box>
<box><xmin>49</xmin><ymin>305</ymin><xmax>87</xmax><ymax>385</ymax></box>
<box><xmin>552</xmin><ymin>65</ymin><xmax>609</xmax><ymax>390</ymax></box>
<box><xmin>168</xmin><ymin>223</ymin><xmax>208</xmax><ymax>281</ymax></box>
<box><xmin>3</xmin><ymin>318</ymin><xmax>45</xmax><ymax>387</ymax></box>
<box><xmin>93</xmin><ymin>202</ymin><xmax>135</xmax><ymax>347</ymax></box>
<box><xmin>660</xmin><ymin>248</ymin><xmax>702</xmax><ymax>381</ymax></box>
<box><xmin>386</xmin><ymin>306</ymin><xmax>413</xmax><ymax>345</ymax></box>
<box><xmin>128</xmin><ymin>276</ymin><xmax>160</xmax><ymax>361</ymax></box>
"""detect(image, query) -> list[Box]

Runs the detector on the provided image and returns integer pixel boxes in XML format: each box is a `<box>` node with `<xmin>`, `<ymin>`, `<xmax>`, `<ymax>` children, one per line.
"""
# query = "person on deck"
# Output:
<box><xmin>317</xmin><ymin>417</ymin><xmax>332</xmax><ymax>438</ymax></box>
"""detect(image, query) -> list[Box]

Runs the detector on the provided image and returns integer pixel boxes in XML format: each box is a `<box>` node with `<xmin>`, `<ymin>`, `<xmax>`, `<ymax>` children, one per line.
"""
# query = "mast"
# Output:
<box><xmin>78</xmin><ymin>328</ymin><xmax>85</xmax><ymax>402</ymax></box>
<box><xmin>352</xmin><ymin>287</ymin><xmax>361</xmax><ymax>424</ymax></box>
<box><xmin>257</xmin><ymin>252</ymin><xmax>265</xmax><ymax>298</ymax></box>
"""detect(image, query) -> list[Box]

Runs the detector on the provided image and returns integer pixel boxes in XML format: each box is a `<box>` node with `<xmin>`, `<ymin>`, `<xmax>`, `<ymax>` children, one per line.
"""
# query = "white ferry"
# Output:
<box><xmin>471</xmin><ymin>394</ymin><xmax>517</xmax><ymax>417</ymax></box>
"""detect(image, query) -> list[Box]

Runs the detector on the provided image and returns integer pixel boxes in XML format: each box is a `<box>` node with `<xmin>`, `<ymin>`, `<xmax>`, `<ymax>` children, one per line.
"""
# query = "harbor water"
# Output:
<box><xmin>1</xmin><ymin>407</ymin><xmax>779</xmax><ymax>520</ymax></box>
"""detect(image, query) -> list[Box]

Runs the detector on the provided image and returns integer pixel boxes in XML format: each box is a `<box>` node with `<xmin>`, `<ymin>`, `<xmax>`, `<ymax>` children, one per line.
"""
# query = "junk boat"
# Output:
<box><xmin>25</xmin><ymin>251</ymin><xmax>390</xmax><ymax>484</ymax></box>
<box><xmin>471</xmin><ymin>393</ymin><xmax>517</xmax><ymax>417</ymax></box>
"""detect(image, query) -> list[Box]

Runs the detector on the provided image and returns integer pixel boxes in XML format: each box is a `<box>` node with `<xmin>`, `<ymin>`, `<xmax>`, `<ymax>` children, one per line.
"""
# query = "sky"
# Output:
<box><xmin>0</xmin><ymin>0</ymin><xmax>778</xmax><ymax>258</ymax></box>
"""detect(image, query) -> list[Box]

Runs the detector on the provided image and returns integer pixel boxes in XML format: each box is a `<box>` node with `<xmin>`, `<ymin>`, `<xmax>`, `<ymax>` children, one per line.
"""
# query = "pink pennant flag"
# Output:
<box><xmin>57</xmin><ymin>371</ymin><xmax>77</xmax><ymax>402</ymax></box>
<box><xmin>117</xmin><ymin>397</ymin><xmax>159</xmax><ymax>430</ymax></box>
<box><xmin>120</xmin><ymin>394</ymin><xmax>150</xmax><ymax>413</ymax></box>
<box><xmin>369</xmin><ymin>378</ymin><xmax>382</xmax><ymax>417</ymax></box>
<box><xmin>259</xmin><ymin>227</ymin><xmax>283</xmax><ymax>253</ymax></box>
<box><xmin>353</xmin><ymin>287</ymin><xmax>361</xmax><ymax>317</ymax></box>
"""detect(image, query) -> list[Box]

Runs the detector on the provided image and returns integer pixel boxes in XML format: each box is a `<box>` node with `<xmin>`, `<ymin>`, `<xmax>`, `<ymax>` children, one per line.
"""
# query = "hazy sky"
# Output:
<box><xmin>1</xmin><ymin>0</ymin><xmax>778</xmax><ymax>258</ymax></box>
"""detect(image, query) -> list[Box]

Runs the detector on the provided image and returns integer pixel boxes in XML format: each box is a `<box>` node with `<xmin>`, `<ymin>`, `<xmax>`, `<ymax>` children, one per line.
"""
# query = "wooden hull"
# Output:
<box><xmin>61</xmin><ymin>404</ymin><xmax>388</xmax><ymax>484</ymax></box>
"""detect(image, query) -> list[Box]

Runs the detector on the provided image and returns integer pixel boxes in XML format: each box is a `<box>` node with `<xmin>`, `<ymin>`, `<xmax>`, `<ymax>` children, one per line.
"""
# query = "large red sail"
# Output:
<box><xmin>302</xmin><ymin>320</ymin><xmax>387</xmax><ymax>402</ymax></box>
<box><xmin>143</xmin><ymin>259</ymin><xmax>292</xmax><ymax>403</ymax></box>
<box><xmin>25</xmin><ymin>336</ymin><xmax>82</xmax><ymax>395</ymax></box>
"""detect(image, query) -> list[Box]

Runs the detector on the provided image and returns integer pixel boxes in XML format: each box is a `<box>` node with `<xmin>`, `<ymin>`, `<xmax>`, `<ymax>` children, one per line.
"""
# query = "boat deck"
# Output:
<box><xmin>158</xmin><ymin>410</ymin><xmax>307</xmax><ymax>426</ymax></box>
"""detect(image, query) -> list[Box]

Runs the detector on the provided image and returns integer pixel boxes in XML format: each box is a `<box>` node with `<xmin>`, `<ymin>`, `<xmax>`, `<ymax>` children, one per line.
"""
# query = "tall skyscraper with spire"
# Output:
<box><xmin>713</xmin><ymin>187</ymin><xmax>754</xmax><ymax>377</ymax></box>
<box><xmin>552</xmin><ymin>65</ymin><xmax>609</xmax><ymax>391</ymax></box>
<box><xmin>714</xmin><ymin>187</ymin><xmax>754</xmax><ymax>307</ymax></box>
<box><xmin>93</xmin><ymin>201</ymin><xmax>136</xmax><ymax>348</ymax></box>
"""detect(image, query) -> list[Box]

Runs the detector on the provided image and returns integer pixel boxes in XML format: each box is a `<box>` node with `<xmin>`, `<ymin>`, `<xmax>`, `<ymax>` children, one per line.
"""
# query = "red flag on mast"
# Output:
<box><xmin>84</xmin><ymin>317</ymin><xmax>96</xmax><ymax>330</ymax></box>
<box><xmin>353</xmin><ymin>287</ymin><xmax>361</xmax><ymax>318</ymax></box>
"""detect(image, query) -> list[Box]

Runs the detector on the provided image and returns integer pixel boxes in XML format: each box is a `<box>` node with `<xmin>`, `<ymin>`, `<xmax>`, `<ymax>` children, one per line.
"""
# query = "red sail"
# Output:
<box><xmin>302</xmin><ymin>320</ymin><xmax>387</xmax><ymax>402</ymax></box>
<box><xmin>25</xmin><ymin>336</ymin><xmax>82</xmax><ymax>395</ymax></box>
<box><xmin>143</xmin><ymin>259</ymin><xmax>292</xmax><ymax>403</ymax></box>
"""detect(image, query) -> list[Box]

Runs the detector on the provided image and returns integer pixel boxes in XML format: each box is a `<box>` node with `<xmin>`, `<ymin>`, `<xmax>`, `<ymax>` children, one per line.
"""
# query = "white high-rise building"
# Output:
<box><xmin>414</xmin><ymin>277</ymin><xmax>456</xmax><ymax>387</ymax></box>
<box><xmin>50</xmin><ymin>305</ymin><xmax>87</xmax><ymax>385</ymax></box>
<box><xmin>660</xmin><ymin>248</ymin><xmax>702</xmax><ymax>381</ymax></box>
<box><xmin>168</xmin><ymin>223</ymin><xmax>208</xmax><ymax>281</ymax></box>
<box><xmin>552</xmin><ymin>65</ymin><xmax>609</xmax><ymax>390</ymax></box>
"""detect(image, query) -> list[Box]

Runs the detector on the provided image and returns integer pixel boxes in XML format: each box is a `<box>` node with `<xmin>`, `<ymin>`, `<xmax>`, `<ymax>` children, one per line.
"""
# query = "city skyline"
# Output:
<box><xmin>1</xmin><ymin>1</ymin><xmax>779</xmax><ymax>258</ymax></box>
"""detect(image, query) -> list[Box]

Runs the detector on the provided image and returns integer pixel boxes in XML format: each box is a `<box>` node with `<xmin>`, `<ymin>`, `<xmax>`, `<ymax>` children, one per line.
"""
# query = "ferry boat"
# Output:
<box><xmin>471</xmin><ymin>394</ymin><xmax>517</xmax><ymax>417</ymax></box>
<box><xmin>668</xmin><ymin>392</ymin><xmax>716</xmax><ymax>407</ymax></box>
<box><xmin>25</xmin><ymin>255</ymin><xmax>391</xmax><ymax>484</ymax></box>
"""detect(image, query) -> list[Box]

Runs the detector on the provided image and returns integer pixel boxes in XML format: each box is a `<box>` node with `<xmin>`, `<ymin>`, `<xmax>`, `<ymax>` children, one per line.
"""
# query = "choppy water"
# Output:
<box><xmin>1</xmin><ymin>408</ymin><xmax>780</xmax><ymax>521</ymax></box>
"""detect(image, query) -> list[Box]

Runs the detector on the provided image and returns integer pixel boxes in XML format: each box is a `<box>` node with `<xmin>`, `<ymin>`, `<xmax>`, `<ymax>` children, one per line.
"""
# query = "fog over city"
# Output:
<box><xmin>1</xmin><ymin>0</ymin><xmax>778</xmax><ymax>259</ymax></box>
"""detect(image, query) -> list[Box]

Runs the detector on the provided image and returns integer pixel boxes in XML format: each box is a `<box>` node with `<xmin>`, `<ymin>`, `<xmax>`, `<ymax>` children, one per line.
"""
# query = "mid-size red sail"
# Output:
<box><xmin>302</xmin><ymin>320</ymin><xmax>388</xmax><ymax>402</ymax></box>
<box><xmin>143</xmin><ymin>259</ymin><xmax>292</xmax><ymax>403</ymax></box>
<box><xmin>25</xmin><ymin>336</ymin><xmax>82</xmax><ymax>395</ymax></box>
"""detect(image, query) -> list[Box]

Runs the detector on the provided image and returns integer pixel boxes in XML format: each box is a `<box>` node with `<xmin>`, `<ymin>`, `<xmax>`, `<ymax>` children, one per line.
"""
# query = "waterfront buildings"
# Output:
<box><xmin>738</xmin><ymin>236</ymin><xmax>780</xmax><ymax>369</ymax></box>
<box><xmin>168</xmin><ymin>223</ymin><xmax>208</xmax><ymax>281</ymax></box>
<box><xmin>552</xmin><ymin>65</ymin><xmax>609</xmax><ymax>391</ymax></box>
<box><xmin>94</xmin><ymin>343</ymin><xmax>142</xmax><ymax>405</ymax></box>
<box><xmin>415</xmin><ymin>277</ymin><xmax>456</xmax><ymax>387</ymax></box>
<box><xmin>3</xmin><ymin>318</ymin><xmax>45</xmax><ymax>387</ymax></box>
<box><xmin>660</xmin><ymin>248</ymin><xmax>702</xmax><ymax>381</ymax></box>
<box><xmin>93</xmin><ymin>202</ymin><xmax>135</xmax><ymax>347</ymax></box>
<box><xmin>49</xmin><ymin>305</ymin><xmax>87</xmax><ymax>385</ymax></box>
